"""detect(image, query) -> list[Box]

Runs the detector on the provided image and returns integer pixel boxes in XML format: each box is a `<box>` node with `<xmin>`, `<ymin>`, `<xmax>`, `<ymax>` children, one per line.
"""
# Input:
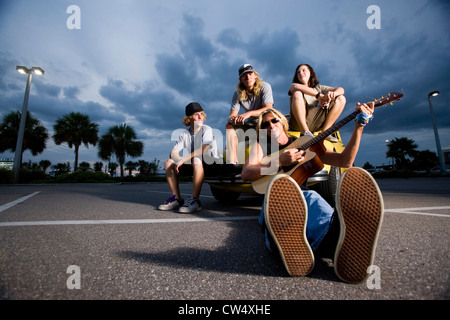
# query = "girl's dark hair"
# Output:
<box><xmin>292</xmin><ymin>64</ymin><xmax>319</xmax><ymax>88</ymax></box>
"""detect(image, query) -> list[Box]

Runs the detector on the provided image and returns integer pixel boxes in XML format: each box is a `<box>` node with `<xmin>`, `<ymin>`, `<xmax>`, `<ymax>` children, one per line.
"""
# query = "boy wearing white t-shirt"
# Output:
<box><xmin>159</xmin><ymin>102</ymin><xmax>219</xmax><ymax>213</ymax></box>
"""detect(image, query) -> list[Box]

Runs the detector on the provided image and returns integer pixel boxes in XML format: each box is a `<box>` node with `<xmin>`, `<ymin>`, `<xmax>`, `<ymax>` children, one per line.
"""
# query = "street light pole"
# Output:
<box><xmin>385</xmin><ymin>139</ymin><xmax>395</xmax><ymax>170</ymax></box>
<box><xmin>13</xmin><ymin>66</ymin><xmax>44</xmax><ymax>183</ymax></box>
<box><xmin>427</xmin><ymin>91</ymin><xmax>445</xmax><ymax>175</ymax></box>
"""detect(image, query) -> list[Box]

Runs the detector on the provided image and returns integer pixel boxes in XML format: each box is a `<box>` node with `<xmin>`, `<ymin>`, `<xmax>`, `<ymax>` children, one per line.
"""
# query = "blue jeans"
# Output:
<box><xmin>259</xmin><ymin>190</ymin><xmax>334</xmax><ymax>252</ymax></box>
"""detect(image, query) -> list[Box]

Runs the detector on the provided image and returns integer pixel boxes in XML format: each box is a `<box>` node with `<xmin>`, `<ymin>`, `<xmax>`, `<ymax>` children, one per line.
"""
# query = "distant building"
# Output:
<box><xmin>0</xmin><ymin>158</ymin><xmax>14</xmax><ymax>170</ymax></box>
<box><xmin>443</xmin><ymin>148</ymin><xmax>450</xmax><ymax>165</ymax></box>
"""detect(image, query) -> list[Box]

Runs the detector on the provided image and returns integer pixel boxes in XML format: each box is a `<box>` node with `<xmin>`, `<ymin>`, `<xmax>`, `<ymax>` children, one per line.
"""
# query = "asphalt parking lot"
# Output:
<box><xmin>0</xmin><ymin>178</ymin><xmax>449</xmax><ymax>305</ymax></box>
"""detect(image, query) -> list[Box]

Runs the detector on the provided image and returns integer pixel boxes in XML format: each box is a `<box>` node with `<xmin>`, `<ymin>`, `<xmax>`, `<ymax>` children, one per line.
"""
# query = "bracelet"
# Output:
<box><xmin>315</xmin><ymin>92</ymin><xmax>321</xmax><ymax>99</ymax></box>
<box><xmin>355</xmin><ymin>113</ymin><xmax>373</xmax><ymax>126</ymax></box>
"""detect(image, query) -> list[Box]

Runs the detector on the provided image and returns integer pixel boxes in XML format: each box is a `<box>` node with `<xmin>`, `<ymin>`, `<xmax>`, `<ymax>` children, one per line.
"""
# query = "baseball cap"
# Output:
<box><xmin>238</xmin><ymin>64</ymin><xmax>254</xmax><ymax>77</ymax></box>
<box><xmin>185</xmin><ymin>102</ymin><xmax>204</xmax><ymax>116</ymax></box>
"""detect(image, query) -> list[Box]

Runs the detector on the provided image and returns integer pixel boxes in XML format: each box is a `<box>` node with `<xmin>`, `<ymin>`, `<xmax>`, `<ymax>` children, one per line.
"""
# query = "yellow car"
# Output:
<box><xmin>205</xmin><ymin>130</ymin><xmax>345</xmax><ymax>208</ymax></box>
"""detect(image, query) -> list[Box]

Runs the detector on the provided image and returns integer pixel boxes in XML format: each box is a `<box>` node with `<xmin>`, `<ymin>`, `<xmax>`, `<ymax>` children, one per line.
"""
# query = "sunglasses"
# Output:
<box><xmin>261</xmin><ymin>118</ymin><xmax>280</xmax><ymax>129</ymax></box>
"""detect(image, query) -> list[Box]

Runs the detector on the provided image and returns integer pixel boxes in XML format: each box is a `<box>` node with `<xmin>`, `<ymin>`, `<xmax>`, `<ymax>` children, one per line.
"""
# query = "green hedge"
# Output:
<box><xmin>54</xmin><ymin>171</ymin><xmax>115</xmax><ymax>183</ymax></box>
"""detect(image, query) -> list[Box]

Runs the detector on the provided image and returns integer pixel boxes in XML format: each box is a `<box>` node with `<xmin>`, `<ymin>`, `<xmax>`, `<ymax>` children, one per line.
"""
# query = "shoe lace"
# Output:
<box><xmin>164</xmin><ymin>195</ymin><xmax>177</xmax><ymax>205</ymax></box>
<box><xmin>183</xmin><ymin>197</ymin><xmax>197</xmax><ymax>207</ymax></box>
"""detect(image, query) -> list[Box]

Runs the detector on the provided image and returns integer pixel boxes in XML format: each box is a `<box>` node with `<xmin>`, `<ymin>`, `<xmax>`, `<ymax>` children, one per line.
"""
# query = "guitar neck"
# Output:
<box><xmin>299</xmin><ymin>110</ymin><xmax>359</xmax><ymax>150</ymax></box>
<box><xmin>298</xmin><ymin>95</ymin><xmax>390</xmax><ymax>150</ymax></box>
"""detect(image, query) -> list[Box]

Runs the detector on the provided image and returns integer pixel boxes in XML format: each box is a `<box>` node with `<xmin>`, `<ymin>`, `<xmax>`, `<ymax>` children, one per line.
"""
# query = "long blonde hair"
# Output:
<box><xmin>256</xmin><ymin>108</ymin><xmax>291</xmax><ymax>138</ymax></box>
<box><xmin>236</xmin><ymin>72</ymin><xmax>264</xmax><ymax>101</ymax></box>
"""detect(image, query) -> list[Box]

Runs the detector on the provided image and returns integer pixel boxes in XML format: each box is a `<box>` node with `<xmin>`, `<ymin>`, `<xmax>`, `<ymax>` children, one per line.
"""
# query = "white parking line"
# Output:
<box><xmin>0</xmin><ymin>190</ymin><xmax>449</xmax><ymax>228</ymax></box>
<box><xmin>146</xmin><ymin>189</ymin><xmax>215</xmax><ymax>199</ymax></box>
<box><xmin>0</xmin><ymin>216</ymin><xmax>258</xmax><ymax>227</ymax></box>
<box><xmin>385</xmin><ymin>206</ymin><xmax>450</xmax><ymax>218</ymax></box>
<box><xmin>0</xmin><ymin>192</ymin><xmax>40</xmax><ymax>213</ymax></box>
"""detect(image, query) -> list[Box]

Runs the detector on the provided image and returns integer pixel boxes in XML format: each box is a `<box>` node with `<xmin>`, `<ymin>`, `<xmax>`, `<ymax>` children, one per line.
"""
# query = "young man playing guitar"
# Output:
<box><xmin>241</xmin><ymin>102</ymin><xmax>384</xmax><ymax>283</ymax></box>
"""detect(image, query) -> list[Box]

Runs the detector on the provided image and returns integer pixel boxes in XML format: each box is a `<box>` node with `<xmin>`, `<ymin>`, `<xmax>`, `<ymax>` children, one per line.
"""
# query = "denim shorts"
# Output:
<box><xmin>259</xmin><ymin>190</ymin><xmax>334</xmax><ymax>252</ymax></box>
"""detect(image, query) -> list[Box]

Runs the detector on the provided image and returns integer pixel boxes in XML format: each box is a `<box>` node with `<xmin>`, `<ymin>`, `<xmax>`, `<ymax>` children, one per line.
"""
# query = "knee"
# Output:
<box><xmin>291</xmin><ymin>91</ymin><xmax>305</xmax><ymax>109</ymax></box>
<box><xmin>225</xmin><ymin>122</ymin><xmax>234</xmax><ymax>130</ymax></box>
<box><xmin>291</xmin><ymin>91</ymin><xmax>303</xmax><ymax>101</ymax></box>
<box><xmin>192</xmin><ymin>157</ymin><xmax>202</xmax><ymax>166</ymax></box>
<box><xmin>336</xmin><ymin>94</ymin><xmax>346</xmax><ymax>106</ymax></box>
<box><xmin>192</xmin><ymin>158</ymin><xmax>204</xmax><ymax>174</ymax></box>
<box><xmin>164</xmin><ymin>159</ymin><xmax>175</xmax><ymax>170</ymax></box>
<box><xmin>226</xmin><ymin>126</ymin><xmax>237</xmax><ymax>139</ymax></box>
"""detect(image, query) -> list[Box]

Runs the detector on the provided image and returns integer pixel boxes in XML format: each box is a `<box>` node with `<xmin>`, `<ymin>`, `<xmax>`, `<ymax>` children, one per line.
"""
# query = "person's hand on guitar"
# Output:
<box><xmin>355</xmin><ymin>102</ymin><xmax>375</xmax><ymax>126</ymax></box>
<box><xmin>279</xmin><ymin>148</ymin><xmax>306</xmax><ymax>167</ymax></box>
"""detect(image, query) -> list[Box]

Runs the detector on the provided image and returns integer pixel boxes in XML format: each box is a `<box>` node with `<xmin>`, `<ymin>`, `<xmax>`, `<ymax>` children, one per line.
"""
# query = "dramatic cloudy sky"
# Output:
<box><xmin>1</xmin><ymin>0</ymin><xmax>449</xmax><ymax>171</ymax></box>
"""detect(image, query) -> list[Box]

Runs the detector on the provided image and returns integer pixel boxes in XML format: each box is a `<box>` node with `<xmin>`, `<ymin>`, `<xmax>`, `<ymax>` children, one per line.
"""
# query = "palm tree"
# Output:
<box><xmin>125</xmin><ymin>161</ymin><xmax>138</xmax><ymax>176</ymax></box>
<box><xmin>94</xmin><ymin>162</ymin><xmax>104</xmax><ymax>172</ymax></box>
<box><xmin>79</xmin><ymin>161</ymin><xmax>91</xmax><ymax>171</ymax></box>
<box><xmin>138</xmin><ymin>160</ymin><xmax>149</xmax><ymax>175</ymax></box>
<box><xmin>39</xmin><ymin>160</ymin><xmax>52</xmax><ymax>173</ymax></box>
<box><xmin>107</xmin><ymin>162</ymin><xmax>118</xmax><ymax>176</ymax></box>
<box><xmin>53</xmin><ymin>112</ymin><xmax>99</xmax><ymax>172</ymax></box>
<box><xmin>0</xmin><ymin>111</ymin><xmax>48</xmax><ymax>168</ymax></box>
<box><xmin>386</xmin><ymin>137</ymin><xmax>418</xmax><ymax>171</ymax></box>
<box><xmin>148</xmin><ymin>158</ymin><xmax>161</xmax><ymax>176</ymax></box>
<box><xmin>52</xmin><ymin>162</ymin><xmax>71</xmax><ymax>175</ymax></box>
<box><xmin>98</xmin><ymin>124</ymin><xmax>144</xmax><ymax>177</ymax></box>
<box><xmin>411</xmin><ymin>150</ymin><xmax>439</xmax><ymax>173</ymax></box>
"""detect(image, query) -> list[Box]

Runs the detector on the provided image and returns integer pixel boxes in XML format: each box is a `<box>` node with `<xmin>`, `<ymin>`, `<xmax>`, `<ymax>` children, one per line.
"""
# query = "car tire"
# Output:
<box><xmin>210</xmin><ymin>185</ymin><xmax>241</xmax><ymax>202</ymax></box>
<box><xmin>311</xmin><ymin>166</ymin><xmax>341</xmax><ymax>208</ymax></box>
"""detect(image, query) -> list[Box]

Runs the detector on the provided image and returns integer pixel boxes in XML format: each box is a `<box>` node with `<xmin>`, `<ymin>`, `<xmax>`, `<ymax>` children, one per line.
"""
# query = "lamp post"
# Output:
<box><xmin>13</xmin><ymin>66</ymin><xmax>45</xmax><ymax>183</ymax></box>
<box><xmin>427</xmin><ymin>91</ymin><xmax>445</xmax><ymax>175</ymax></box>
<box><xmin>385</xmin><ymin>139</ymin><xmax>395</xmax><ymax>170</ymax></box>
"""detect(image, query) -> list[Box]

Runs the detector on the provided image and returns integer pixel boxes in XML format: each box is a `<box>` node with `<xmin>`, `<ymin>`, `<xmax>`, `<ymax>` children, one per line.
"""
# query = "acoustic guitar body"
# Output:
<box><xmin>251</xmin><ymin>138</ymin><xmax>326</xmax><ymax>194</ymax></box>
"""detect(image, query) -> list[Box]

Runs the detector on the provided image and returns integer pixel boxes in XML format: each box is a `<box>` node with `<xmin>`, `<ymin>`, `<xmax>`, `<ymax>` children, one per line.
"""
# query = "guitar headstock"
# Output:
<box><xmin>374</xmin><ymin>92</ymin><xmax>403</xmax><ymax>107</ymax></box>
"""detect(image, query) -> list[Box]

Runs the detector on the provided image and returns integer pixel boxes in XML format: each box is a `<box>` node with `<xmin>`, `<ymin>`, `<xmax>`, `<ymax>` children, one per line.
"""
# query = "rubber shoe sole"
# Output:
<box><xmin>334</xmin><ymin>167</ymin><xmax>384</xmax><ymax>283</ymax></box>
<box><xmin>158</xmin><ymin>201</ymin><xmax>182</xmax><ymax>211</ymax></box>
<box><xmin>264</xmin><ymin>174</ymin><xmax>314</xmax><ymax>277</ymax></box>
<box><xmin>158</xmin><ymin>198</ymin><xmax>183</xmax><ymax>211</ymax></box>
<box><xmin>179</xmin><ymin>199</ymin><xmax>202</xmax><ymax>213</ymax></box>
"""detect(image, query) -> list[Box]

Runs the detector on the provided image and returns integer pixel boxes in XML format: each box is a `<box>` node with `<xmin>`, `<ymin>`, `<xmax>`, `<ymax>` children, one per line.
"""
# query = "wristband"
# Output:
<box><xmin>315</xmin><ymin>92</ymin><xmax>321</xmax><ymax>99</ymax></box>
<box><xmin>355</xmin><ymin>113</ymin><xmax>373</xmax><ymax>126</ymax></box>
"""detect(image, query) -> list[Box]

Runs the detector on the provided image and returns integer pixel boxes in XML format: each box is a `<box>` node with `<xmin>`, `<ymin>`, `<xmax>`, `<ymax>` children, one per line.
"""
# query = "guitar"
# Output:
<box><xmin>251</xmin><ymin>92</ymin><xmax>403</xmax><ymax>194</ymax></box>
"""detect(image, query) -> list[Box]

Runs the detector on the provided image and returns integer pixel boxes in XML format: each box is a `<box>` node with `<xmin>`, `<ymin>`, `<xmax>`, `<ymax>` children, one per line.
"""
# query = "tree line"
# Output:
<box><xmin>0</xmin><ymin>110</ymin><xmax>442</xmax><ymax>178</ymax></box>
<box><xmin>364</xmin><ymin>137</ymin><xmax>440</xmax><ymax>173</ymax></box>
<box><xmin>0</xmin><ymin>110</ymin><xmax>157</xmax><ymax>177</ymax></box>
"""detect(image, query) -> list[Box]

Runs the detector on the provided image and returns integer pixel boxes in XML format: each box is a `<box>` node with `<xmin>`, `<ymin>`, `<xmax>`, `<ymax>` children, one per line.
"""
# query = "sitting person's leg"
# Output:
<box><xmin>179</xmin><ymin>157</ymin><xmax>204</xmax><ymax>213</ymax></box>
<box><xmin>226</xmin><ymin>123</ymin><xmax>239</xmax><ymax>164</ymax></box>
<box><xmin>322</xmin><ymin>94</ymin><xmax>346</xmax><ymax>132</ymax></box>
<box><xmin>289</xmin><ymin>91</ymin><xmax>309</xmax><ymax>134</ymax></box>
<box><xmin>159</xmin><ymin>159</ymin><xmax>184</xmax><ymax>210</ymax></box>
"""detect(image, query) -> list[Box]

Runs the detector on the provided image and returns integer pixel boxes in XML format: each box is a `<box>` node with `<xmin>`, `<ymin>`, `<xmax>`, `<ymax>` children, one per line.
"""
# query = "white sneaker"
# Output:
<box><xmin>159</xmin><ymin>195</ymin><xmax>184</xmax><ymax>211</ymax></box>
<box><xmin>179</xmin><ymin>197</ymin><xmax>202</xmax><ymax>213</ymax></box>
<box><xmin>326</xmin><ymin>135</ymin><xmax>339</xmax><ymax>143</ymax></box>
